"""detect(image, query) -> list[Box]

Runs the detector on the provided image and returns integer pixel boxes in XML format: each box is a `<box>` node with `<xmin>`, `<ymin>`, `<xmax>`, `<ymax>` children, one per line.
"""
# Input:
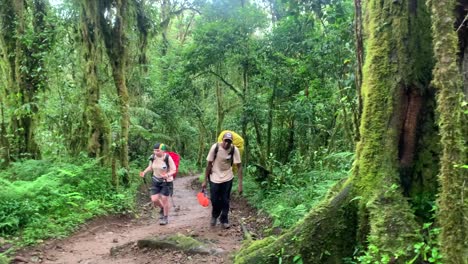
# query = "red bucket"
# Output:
<box><xmin>197</xmin><ymin>189</ymin><xmax>210</xmax><ymax>207</ymax></box>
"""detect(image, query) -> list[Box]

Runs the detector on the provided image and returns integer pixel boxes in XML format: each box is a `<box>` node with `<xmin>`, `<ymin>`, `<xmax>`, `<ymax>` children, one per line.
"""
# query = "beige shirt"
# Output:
<box><xmin>206</xmin><ymin>143</ymin><xmax>241</xmax><ymax>183</ymax></box>
<box><xmin>149</xmin><ymin>154</ymin><xmax>176</xmax><ymax>182</ymax></box>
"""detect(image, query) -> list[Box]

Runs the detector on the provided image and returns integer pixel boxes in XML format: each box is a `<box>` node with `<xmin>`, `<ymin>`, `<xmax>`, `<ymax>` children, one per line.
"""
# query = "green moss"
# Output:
<box><xmin>235</xmin><ymin>186</ymin><xmax>357</xmax><ymax>264</ymax></box>
<box><xmin>357</xmin><ymin>0</ymin><xmax>433</xmax><ymax>198</ymax></box>
<box><xmin>238</xmin><ymin>0</ymin><xmax>438</xmax><ymax>262</ymax></box>
<box><xmin>410</xmin><ymin>99</ymin><xmax>440</xmax><ymax>196</ymax></box>
<box><xmin>429</xmin><ymin>0</ymin><xmax>468</xmax><ymax>261</ymax></box>
<box><xmin>353</xmin><ymin>0</ymin><xmax>433</xmax><ymax>262</ymax></box>
<box><xmin>235</xmin><ymin>236</ymin><xmax>277</xmax><ymax>262</ymax></box>
<box><xmin>166</xmin><ymin>233</ymin><xmax>206</xmax><ymax>250</ymax></box>
<box><xmin>366</xmin><ymin>189</ymin><xmax>421</xmax><ymax>261</ymax></box>
<box><xmin>358</xmin><ymin>18</ymin><xmax>402</xmax><ymax>195</ymax></box>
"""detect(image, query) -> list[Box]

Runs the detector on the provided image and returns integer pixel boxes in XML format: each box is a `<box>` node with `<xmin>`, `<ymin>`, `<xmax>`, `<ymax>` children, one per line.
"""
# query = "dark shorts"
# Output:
<box><xmin>150</xmin><ymin>176</ymin><xmax>173</xmax><ymax>196</ymax></box>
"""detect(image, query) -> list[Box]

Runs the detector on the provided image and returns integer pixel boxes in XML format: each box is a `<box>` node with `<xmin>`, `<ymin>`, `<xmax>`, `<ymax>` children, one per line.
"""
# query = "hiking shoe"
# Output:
<box><xmin>159</xmin><ymin>216</ymin><xmax>168</xmax><ymax>225</ymax></box>
<box><xmin>210</xmin><ymin>217</ymin><xmax>217</xmax><ymax>227</ymax></box>
<box><xmin>222</xmin><ymin>223</ymin><xmax>230</xmax><ymax>229</ymax></box>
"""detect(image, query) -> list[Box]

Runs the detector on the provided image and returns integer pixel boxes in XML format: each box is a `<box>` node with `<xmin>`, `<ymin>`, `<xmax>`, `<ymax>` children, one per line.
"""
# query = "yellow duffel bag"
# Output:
<box><xmin>217</xmin><ymin>130</ymin><xmax>244</xmax><ymax>172</ymax></box>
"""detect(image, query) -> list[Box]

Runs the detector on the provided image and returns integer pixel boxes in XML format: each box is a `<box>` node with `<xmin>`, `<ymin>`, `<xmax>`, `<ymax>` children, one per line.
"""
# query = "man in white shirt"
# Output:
<box><xmin>202</xmin><ymin>132</ymin><xmax>243</xmax><ymax>229</ymax></box>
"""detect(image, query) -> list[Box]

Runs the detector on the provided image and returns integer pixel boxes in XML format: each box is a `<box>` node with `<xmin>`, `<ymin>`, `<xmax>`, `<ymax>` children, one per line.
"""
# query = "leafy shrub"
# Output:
<box><xmin>0</xmin><ymin>158</ymin><xmax>137</xmax><ymax>246</ymax></box>
<box><xmin>244</xmin><ymin>155</ymin><xmax>348</xmax><ymax>229</ymax></box>
<box><xmin>0</xmin><ymin>159</ymin><xmax>54</xmax><ymax>181</ymax></box>
<box><xmin>177</xmin><ymin>158</ymin><xmax>200</xmax><ymax>177</ymax></box>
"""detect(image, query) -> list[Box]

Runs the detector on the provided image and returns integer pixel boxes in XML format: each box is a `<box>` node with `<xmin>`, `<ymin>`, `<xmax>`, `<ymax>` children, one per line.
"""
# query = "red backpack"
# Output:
<box><xmin>164</xmin><ymin>152</ymin><xmax>180</xmax><ymax>178</ymax></box>
<box><xmin>149</xmin><ymin>152</ymin><xmax>181</xmax><ymax>178</ymax></box>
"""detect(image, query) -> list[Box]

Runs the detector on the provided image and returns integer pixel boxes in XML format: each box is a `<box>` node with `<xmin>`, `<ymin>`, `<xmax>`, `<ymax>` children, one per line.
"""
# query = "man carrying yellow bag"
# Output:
<box><xmin>202</xmin><ymin>131</ymin><xmax>243</xmax><ymax>229</ymax></box>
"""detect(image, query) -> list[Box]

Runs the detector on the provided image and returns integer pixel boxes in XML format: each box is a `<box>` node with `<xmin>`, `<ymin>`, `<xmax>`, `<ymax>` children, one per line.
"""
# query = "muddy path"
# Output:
<box><xmin>14</xmin><ymin>175</ymin><xmax>269</xmax><ymax>264</ymax></box>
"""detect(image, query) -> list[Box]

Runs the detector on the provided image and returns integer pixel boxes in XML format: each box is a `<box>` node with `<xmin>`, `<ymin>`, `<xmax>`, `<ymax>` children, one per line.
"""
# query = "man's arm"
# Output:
<box><xmin>202</xmin><ymin>161</ymin><xmax>213</xmax><ymax>189</ymax></box>
<box><xmin>165</xmin><ymin>155</ymin><xmax>177</xmax><ymax>178</ymax></box>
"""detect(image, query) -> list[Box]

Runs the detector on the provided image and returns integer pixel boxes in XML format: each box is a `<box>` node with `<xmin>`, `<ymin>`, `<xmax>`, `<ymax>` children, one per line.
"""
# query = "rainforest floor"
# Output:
<box><xmin>12</xmin><ymin>175</ymin><xmax>271</xmax><ymax>264</ymax></box>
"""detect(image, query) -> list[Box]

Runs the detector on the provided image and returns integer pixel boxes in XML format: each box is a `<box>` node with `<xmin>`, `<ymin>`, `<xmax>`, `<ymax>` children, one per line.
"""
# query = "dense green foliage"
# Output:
<box><xmin>243</xmin><ymin>151</ymin><xmax>352</xmax><ymax>229</ymax></box>
<box><xmin>0</xmin><ymin>158</ymin><xmax>137</xmax><ymax>247</ymax></box>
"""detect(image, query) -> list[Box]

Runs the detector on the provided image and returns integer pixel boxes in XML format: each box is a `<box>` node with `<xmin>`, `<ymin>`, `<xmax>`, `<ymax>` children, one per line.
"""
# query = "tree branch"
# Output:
<box><xmin>208</xmin><ymin>70</ymin><xmax>243</xmax><ymax>98</ymax></box>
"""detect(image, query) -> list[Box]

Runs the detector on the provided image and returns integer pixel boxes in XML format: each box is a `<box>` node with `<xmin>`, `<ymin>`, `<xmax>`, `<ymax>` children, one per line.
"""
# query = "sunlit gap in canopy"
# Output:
<box><xmin>49</xmin><ymin>0</ymin><xmax>62</xmax><ymax>6</ymax></box>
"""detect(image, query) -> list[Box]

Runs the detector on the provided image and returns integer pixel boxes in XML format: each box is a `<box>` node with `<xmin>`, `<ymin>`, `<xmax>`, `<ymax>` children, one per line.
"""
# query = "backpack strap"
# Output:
<box><xmin>213</xmin><ymin>143</ymin><xmax>219</xmax><ymax>162</ymax></box>
<box><xmin>229</xmin><ymin>146</ymin><xmax>236</xmax><ymax>166</ymax></box>
<box><xmin>164</xmin><ymin>153</ymin><xmax>170</xmax><ymax>170</ymax></box>
<box><xmin>212</xmin><ymin>143</ymin><xmax>236</xmax><ymax>166</ymax></box>
<box><xmin>150</xmin><ymin>154</ymin><xmax>170</xmax><ymax>170</ymax></box>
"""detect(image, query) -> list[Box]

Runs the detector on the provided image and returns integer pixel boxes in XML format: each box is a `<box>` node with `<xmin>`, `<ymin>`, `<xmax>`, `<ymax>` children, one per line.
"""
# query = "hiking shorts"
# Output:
<box><xmin>150</xmin><ymin>176</ymin><xmax>173</xmax><ymax>196</ymax></box>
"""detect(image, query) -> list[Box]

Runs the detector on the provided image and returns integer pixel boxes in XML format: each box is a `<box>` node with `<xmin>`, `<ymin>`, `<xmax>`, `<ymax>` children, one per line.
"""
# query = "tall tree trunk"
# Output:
<box><xmin>158</xmin><ymin>0</ymin><xmax>170</xmax><ymax>101</ymax></box>
<box><xmin>197</xmin><ymin>117</ymin><xmax>208</xmax><ymax>167</ymax></box>
<box><xmin>0</xmin><ymin>0</ymin><xmax>16</xmax><ymax>165</ymax></box>
<box><xmin>252</xmin><ymin>116</ymin><xmax>266</xmax><ymax>165</ymax></box>
<box><xmin>266</xmin><ymin>89</ymin><xmax>273</xmax><ymax>163</ymax></box>
<box><xmin>429</xmin><ymin>0</ymin><xmax>468</xmax><ymax>262</ymax></box>
<box><xmin>216</xmin><ymin>70</ymin><xmax>225</xmax><ymax>135</ymax></box>
<box><xmin>114</xmin><ymin>66</ymin><xmax>130</xmax><ymax>184</ymax></box>
<box><xmin>135</xmin><ymin>0</ymin><xmax>149</xmax><ymax>72</ymax></box>
<box><xmin>9</xmin><ymin>0</ymin><xmax>29</xmax><ymax>158</ymax></box>
<box><xmin>0</xmin><ymin>99</ymin><xmax>9</xmax><ymax>168</ymax></box>
<box><xmin>241</xmin><ymin>65</ymin><xmax>249</xmax><ymax>166</ymax></box>
<box><xmin>23</xmin><ymin>0</ymin><xmax>49</xmax><ymax>159</ymax></box>
<box><xmin>235</xmin><ymin>0</ymin><xmax>439</xmax><ymax>262</ymax></box>
<box><xmin>75</xmin><ymin>0</ymin><xmax>111</xmax><ymax>163</ymax></box>
<box><xmin>0</xmin><ymin>0</ymin><xmax>50</xmax><ymax>160</ymax></box>
<box><xmin>97</xmin><ymin>0</ymin><xmax>130</xmax><ymax>185</ymax></box>
<box><xmin>353</xmin><ymin>0</ymin><xmax>363</xmax><ymax>141</ymax></box>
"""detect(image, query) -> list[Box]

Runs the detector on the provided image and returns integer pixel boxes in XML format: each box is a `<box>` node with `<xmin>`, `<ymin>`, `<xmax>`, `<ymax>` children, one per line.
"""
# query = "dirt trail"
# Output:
<box><xmin>15</xmin><ymin>175</ymin><xmax>260</xmax><ymax>264</ymax></box>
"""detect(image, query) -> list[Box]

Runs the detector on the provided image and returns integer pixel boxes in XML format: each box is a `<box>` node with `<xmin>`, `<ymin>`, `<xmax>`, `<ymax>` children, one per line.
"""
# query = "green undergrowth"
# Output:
<box><xmin>243</xmin><ymin>156</ymin><xmax>349</xmax><ymax>230</ymax></box>
<box><xmin>0</xmin><ymin>157</ymin><xmax>138</xmax><ymax>249</ymax></box>
<box><xmin>176</xmin><ymin>158</ymin><xmax>201</xmax><ymax>177</ymax></box>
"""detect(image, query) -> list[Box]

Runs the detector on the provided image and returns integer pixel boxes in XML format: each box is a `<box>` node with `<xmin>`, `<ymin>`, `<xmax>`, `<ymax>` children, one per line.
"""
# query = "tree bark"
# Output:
<box><xmin>216</xmin><ymin>68</ymin><xmax>225</xmax><ymax>136</ymax></box>
<box><xmin>241</xmin><ymin>64</ymin><xmax>249</xmax><ymax>166</ymax></box>
<box><xmin>0</xmin><ymin>99</ymin><xmax>9</xmax><ymax>168</ymax></box>
<box><xmin>429</xmin><ymin>0</ymin><xmax>468</xmax><ymax>262</ymax></box>
<box><xmin>0</xmin><ymin>0</ymin><xmax>50</xmax><ymax>160</ymax></box>
<box><xmin>235</xmin><ymin>0</ymin><xmax>440</xmax><ymax>262</ymax></box>
<box><xmin>96</xmin><ymin>0</ymin><xmax>131</xmax><ymax>185</ymax></box>
<box><xmin>236</xmin><ymin>184</ymin><xmax>357</xmax><ymax>263</ymax></box>
<box><xmin>75</xmin><ymin>0</ymin><xmax>111</xmax><ymax>164</ymax></box>
<box><xmin>353</xmin><ymin>0</ymin><xmax>363</xmax><ymax>141</ymax></box>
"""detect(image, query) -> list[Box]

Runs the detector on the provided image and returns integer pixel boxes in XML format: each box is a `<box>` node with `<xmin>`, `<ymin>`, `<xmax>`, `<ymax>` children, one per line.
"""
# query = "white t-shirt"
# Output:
<box><xmin>149</xmin><ymin>153</ymin><xmax>176</xmax><ymax>182</ymax></box>
<box><xmin>206</xmin><ymin>143</ymin><xmax>241</xmax><ymax>183</ymax></box>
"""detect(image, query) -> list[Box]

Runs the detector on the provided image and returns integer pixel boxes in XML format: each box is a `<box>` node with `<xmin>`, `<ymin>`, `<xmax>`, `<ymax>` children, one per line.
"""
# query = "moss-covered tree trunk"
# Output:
<box><xmin>353</xmin><ymin>0</ymin><xmax>363</xmax><ymax>141</ymax></box>
<box><xmin>96</xmin><ymin>0</ymin><xmax>130</xmax><ymax>185</ymax></box>
<box><xmin>0</xmin><ymin>0</ymin><xmax>51</xmax><ymax>160</ymax></box>
<box><xmin>241</xmin><ymin>65</ymin><xmax>249</xmax><ymax>166</ymax></box>
<box><xmin>72</xmin><ymin>0</ymin><xmax>111</xmax><ymax>164</ymax></box>
<box><xmin>428</xmin><ymin>0</ymin><xmax>468</xmax><ymax>262</ymax></box>
<box><xmin>235</xmin><ymin>0</ymin><xmax>447</xmax><ymax>263</ymax></box>
<box><xmin>0</xmin><ymin>99</ymin><xmax>9</xmax><ymax>168</ymax></box>
<box><xmin>216</xmin><ymin>74</ymin><xmax>225</xmax><ymax>136</ymax></box>
<box><xmin>0</xmin><ymin>0</ymin><xmax>17</xmax><ymax>165</ymax></box>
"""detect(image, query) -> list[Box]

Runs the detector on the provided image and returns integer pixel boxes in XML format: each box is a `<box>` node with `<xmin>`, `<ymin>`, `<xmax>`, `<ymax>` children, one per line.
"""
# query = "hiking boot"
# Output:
<box><xmin>222</xmin><ymin>222</ymin><xmax>230</xmax><ymax>229</ymax></box>
<box><xmin>210</xmin><ymin>217</ymin><xmax>217</xmax><ymax>226</ymax></box>
<box><xmin>159</xmin><ymin>216</ymin><xmax>168</xmax><ymax>225</ymax></box>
